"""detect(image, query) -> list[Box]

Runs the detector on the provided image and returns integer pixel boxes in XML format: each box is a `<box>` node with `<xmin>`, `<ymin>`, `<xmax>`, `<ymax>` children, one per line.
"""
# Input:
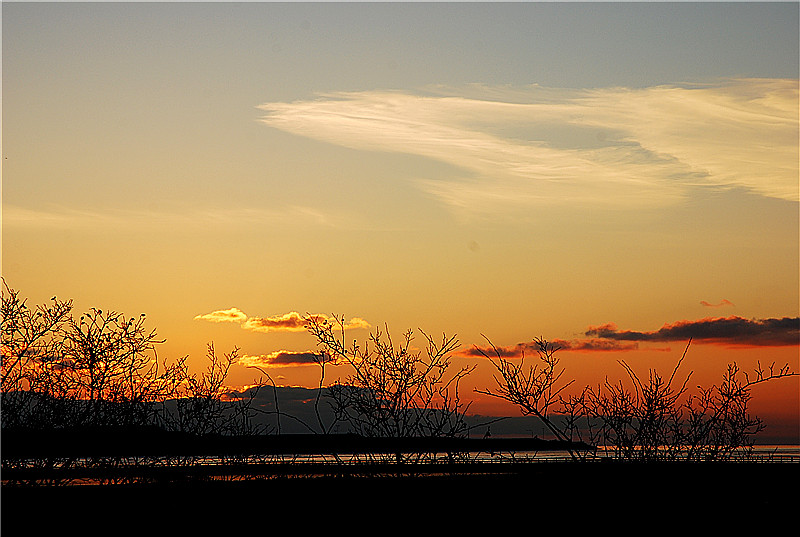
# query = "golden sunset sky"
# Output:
<box><xmin>2</xmin><ymin>2</ymin><xmax>798</xmax><ymax>439</ymax></box>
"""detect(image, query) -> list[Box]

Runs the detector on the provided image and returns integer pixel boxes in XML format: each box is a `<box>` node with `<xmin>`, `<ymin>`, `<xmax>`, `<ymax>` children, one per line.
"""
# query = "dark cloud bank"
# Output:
<box><xmin>463</xmin><ymin>316</ymin><xmax>799</xmax><ymax>358</ymax></box>
<box><xmin>585</xmin><ymin>316</ymin><xmax>799</xmax><ymax>347</ymax></box>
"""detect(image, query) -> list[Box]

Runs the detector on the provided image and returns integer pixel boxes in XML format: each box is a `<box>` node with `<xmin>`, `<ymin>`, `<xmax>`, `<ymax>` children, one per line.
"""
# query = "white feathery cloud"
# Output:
<box><xmin>258</xmin><ymin>79</ymin><xmax>798</xmax><ymax>212</ymax></box>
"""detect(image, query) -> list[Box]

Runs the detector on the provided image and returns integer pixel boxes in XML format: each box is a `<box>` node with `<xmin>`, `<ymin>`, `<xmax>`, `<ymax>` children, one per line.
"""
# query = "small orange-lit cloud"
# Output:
<box><xmin>194</xmin><ymin>308</ymin><xmax>370</xmax><ymax>334</ymax></box>
<box><xmin>700</xmin><ymin>299</ymin><xmax>735</xmax><ymax>308</ymax></box>
<box><xmin>243</xmin><ymin>313</ymin><xmax>370</xmax><ymax>333</ymax></box>
<box><xmin>585</xmin><ymin>316</ymin><xmax>799</xmax><ymax>348</ymax></box>
<box><xmin>239</xmin><ymin>350</ymin><xmax>329</xmax><ymax>368</ymax></box>
<box><xmin>242</xmin><ymin>312</ymin><xmax>316</xmax><ymax>333</ymax></box>
<box><xmin>193</xmin><ymin>307</ymin><xmax>248</xmax><ymax>323</ymax></box>
<box><xmin>337</xmin><ymin>317</ymin><xmax>371</xmax><ymax>331</ymax></box>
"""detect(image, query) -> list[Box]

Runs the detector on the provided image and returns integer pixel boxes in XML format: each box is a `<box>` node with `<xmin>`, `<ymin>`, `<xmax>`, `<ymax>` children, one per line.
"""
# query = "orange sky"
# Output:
<box><xmin>183</xmin><ymin>307</ymin><xmax>798</xmax><ymax>442</ymax></box>
<box><xmin>3</xmin><ymin>3</ymin><xmax>798</xmax><ymax>442</ymax></box>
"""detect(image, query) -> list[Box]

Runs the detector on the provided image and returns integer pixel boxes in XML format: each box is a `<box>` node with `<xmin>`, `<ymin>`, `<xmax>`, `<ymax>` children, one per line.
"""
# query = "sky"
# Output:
<box><xmin>2</xmin><ymin>2</ymin><xmax>798</xmax><ymax>440</ymax></box>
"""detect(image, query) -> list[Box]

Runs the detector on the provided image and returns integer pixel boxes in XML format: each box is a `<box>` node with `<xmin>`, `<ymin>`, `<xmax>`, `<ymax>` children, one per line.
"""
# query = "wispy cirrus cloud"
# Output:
<box><xmin>194</xmin><ymin>308</ymin><xmax>370</xmax><ymax>334</ymax></box>
<box><xmin>2</xmin><ymin>204</ymin><xmax>343</xmax><ymax>230</ymax></box>
<box><xmin>258</xmin><ymin>78</ymin><xmax>798</xmax><ymax>213</ymax></box>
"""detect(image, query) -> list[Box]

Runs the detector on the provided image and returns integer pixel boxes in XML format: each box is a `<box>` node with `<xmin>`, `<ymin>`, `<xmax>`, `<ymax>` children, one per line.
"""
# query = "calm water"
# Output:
<box><xmin>6</xmin><ymin>445</ymin><xmax>798</xmax><ymax>477</ymax></box>
<box><xmin>74</xmin><ymin>444</ymin><xmax>800</xmax><ymax>465</ymax></box>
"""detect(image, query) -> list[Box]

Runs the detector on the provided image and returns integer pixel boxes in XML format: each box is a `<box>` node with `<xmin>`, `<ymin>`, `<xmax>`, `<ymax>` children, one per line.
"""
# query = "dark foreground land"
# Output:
<box><xmin>3</xmin><ymin>430</ymin><xmax>798</xmax><ymax>531</ymax></box>
<box><xmin>3</xmin><ymin>462</ymin><xmax>797</xmax><ymax>532</ymax></box>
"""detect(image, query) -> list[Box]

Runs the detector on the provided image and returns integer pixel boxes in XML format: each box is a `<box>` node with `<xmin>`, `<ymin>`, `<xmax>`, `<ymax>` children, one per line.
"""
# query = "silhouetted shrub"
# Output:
<box><xmin>479</xmin><ymin>337</ymin><xmax>797</xmax><ymax>461</ymax></box>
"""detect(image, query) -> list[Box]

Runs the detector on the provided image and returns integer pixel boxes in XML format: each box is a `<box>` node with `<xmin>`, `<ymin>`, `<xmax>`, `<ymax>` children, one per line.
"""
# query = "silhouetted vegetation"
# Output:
<box><xmin>478</xmin><ymin>337</ymin><xmax>797</xmax><ymax>461</ymax></box>
<box><xmin>1</xmin><ymin>281</ymin><xmax>267</xmax><ymax>440</ymax></box>
<box><xmin>2</xmin><ymin>283</ymin><xmax>797</xmax><ymax>490</ymax></box>
<box><xmin>475</xmin><ymin>336</ymin><xmax>587</xmax><ymax>459</ymax></box>
<box><xmin>305</xmin><ymin>314</ymin><xmax>476</xmax><ymax>439</ymax></box>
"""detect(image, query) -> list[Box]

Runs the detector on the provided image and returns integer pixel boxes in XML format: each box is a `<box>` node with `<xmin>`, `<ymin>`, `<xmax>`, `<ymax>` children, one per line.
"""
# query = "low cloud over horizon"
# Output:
<box><xmin>585</xmin><ymin>316</ymin><xmax>799</xmax><ymax>348</ymax></box>
<box><xmin>239</xmin><ymin>350</ymin><xmax>327</xmax><ymax>368</ymax></box>
<box><xmin>464</xmin><ymin>315</ymin><xmax>800</xmax><ymax>358</ymax></box>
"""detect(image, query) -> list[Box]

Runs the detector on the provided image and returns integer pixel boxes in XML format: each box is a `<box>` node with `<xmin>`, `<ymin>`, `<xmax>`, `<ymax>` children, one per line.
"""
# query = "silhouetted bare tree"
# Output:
<box><xmin>1</xmin><ymin>282</ymin><xmax>174</xmax><ymax>430</ymax></box>
<box><xmin>475</xmin><ymin>336</ymin><xmax>590</xmax><ymax>460</ymax></box>
<box><xmin>306</xmin><ymin>314</ymin><xmax>475</xmax><ymax>439</ymax></box>
<box><xmin>1</xmin><ymin>280</ymin><xmax>73</xmax><ymax>429</ymax></box>
<box><xmin>57</xmin><ymin>306</ymin><xmax>181</xmax><ymax>428</ymax></box>
<box><xmin>1</xmin><ymin>282</ymin><xmax>265</xmax><ymax>437</ymax></box>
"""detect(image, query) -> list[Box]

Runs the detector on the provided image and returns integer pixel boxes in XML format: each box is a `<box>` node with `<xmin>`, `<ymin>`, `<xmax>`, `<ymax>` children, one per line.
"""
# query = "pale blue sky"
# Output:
<box><xmin>4</xmin><ymin>2</ymin><xmax>798</xmax><ymax>209</ymax></box>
